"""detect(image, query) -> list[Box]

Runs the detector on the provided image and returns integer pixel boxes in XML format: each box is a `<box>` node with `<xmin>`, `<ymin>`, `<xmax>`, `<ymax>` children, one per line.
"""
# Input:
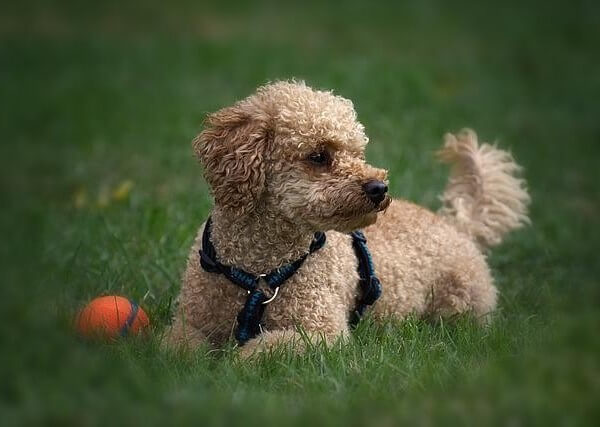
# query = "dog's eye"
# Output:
<box><xmin>307</xmin><ymin>151</ymin><xmax>330</xmax><ymax>165</ymax></box>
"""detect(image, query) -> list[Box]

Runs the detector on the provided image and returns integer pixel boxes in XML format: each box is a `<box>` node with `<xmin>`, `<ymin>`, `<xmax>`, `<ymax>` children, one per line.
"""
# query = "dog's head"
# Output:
<box><xmin>194</xmin><ymin>81</ymin><xmax>389</xmax><ymax>232</ymax></box>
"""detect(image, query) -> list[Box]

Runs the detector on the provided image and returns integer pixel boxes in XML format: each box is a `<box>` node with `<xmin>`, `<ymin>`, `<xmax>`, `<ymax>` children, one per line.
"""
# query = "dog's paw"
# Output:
<box><xmin>161</xmin><ymin>318</ymin><xmax>207</xmax><ymax>351</ymax></box>
<box><xmin>238</xmin><ymin>329</ymin><xmax>349</xmax><ymax>359</ymax></box>
<box><xmin>238</xmin><ymin>329</ymin><xmax>303</xmax><ymax>359</ymax></box>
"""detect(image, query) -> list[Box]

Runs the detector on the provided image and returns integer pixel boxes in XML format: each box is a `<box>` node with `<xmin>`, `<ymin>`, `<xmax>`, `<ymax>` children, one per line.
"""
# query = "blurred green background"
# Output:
<box><xmin>1</xmin><ymin>0</ymin><xmax>599</xmax><ymax>425</ymax></box>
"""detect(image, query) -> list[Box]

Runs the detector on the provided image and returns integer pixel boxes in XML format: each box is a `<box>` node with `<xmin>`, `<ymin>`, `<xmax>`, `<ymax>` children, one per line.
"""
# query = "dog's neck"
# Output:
<box><xmin>208</xmin><ymin>207</ymin><xmax>317</xmax><ymax>275</ymax></box>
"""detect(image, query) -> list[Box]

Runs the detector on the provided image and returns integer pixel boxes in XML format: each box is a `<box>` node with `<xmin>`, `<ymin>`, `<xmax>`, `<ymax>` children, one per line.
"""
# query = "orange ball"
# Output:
<box><xmin>76</xmin><ymin>295</ymin><xmax>150</xmax><ymax>339</ymax></box>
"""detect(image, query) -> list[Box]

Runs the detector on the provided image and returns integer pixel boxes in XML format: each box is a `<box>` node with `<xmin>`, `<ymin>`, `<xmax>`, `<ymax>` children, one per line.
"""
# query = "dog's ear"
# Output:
<box><xmin>193</xmin><ymin>102</ymin><xmax>272</xmax><ymax>214</ymax></box>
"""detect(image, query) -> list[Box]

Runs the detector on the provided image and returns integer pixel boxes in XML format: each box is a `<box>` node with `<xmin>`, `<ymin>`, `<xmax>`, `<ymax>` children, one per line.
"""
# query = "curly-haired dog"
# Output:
<box><xmin>165</xmin><ymin>81</ymin><xmax>530</xmax><ymax>356</ymax></box>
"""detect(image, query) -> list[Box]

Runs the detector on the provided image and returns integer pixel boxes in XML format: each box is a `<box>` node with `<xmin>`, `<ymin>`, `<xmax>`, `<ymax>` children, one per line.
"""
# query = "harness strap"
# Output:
<box><xmin>349</xmin><ymin>230</ymin><xmax>382</xmax><ymax>326</ymax></box>
<box><xmin>236</xmin><ymin>290</ymin><xmax>266</xmax><ymax>344</ymax></box>
<box><xmin>199</xmin><ymin>217</ymin><xmax>326</xmax><ymax>345</ymax></box>
<box><xmin>199</xmin><ymin>217</ymin><xmax>381</xmax><ymax>345</ymax></box>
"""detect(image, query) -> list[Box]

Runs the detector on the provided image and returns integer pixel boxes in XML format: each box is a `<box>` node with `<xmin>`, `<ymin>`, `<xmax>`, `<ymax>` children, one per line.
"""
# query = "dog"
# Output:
<box><xmin>165</xmin><ymin>80</ymin><xmax>530</xmax><ymax>356</ymax></box>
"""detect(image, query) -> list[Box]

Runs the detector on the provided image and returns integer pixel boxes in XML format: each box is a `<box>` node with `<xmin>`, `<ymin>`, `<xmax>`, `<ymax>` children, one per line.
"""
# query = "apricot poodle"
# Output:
<box><xmin>165</xmin><ymin>81</ymin><xmax>530</xmax><ymax>356</ymax></box>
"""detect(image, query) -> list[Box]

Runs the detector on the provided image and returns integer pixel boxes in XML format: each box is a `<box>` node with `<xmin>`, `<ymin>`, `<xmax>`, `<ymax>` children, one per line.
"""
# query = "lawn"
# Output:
<box><xmin>1</xmin><ymin>1</ymin><xmax>599</xmax><ymax>425</ymax></box>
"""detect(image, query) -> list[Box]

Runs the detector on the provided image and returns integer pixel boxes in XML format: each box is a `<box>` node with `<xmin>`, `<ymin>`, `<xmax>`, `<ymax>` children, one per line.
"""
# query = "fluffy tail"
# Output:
<box><xmin>437</xmin><ymin>129</ymin><xmax>530</xmax><ymax>249</ymax></box>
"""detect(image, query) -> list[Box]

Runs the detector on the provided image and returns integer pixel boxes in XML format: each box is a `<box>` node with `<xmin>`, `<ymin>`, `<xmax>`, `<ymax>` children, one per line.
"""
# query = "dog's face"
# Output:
<box><xmin>195</xmin><ymin>81</ymin><xmax>390</xmax><ymax>232</ymax></box>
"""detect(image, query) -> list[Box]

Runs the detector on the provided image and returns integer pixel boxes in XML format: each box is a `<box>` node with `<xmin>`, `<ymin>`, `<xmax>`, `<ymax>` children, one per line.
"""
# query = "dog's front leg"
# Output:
<box><xmin>162</xmin><ymin>315</ymin><xmax>207</xmax><ymax>350</ymax></box>
<box><xmin>239</xmin><ymin>328</ymin><xmax>349</xmax><ymax>359</ymax></box>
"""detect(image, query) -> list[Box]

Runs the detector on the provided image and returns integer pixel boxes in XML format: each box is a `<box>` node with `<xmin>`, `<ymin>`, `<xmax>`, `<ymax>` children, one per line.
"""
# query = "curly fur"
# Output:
<box><xmin>165</xmin><ymin>81</ymin><xmax>530</xmax><ymax>356</ymax></box>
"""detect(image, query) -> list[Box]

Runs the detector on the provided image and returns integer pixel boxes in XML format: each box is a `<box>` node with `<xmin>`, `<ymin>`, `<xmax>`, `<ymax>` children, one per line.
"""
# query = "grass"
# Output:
<box><xmin>1</xmin><ymin>0</ymin><xmax>599</xmax><ymax>425</ymax></box>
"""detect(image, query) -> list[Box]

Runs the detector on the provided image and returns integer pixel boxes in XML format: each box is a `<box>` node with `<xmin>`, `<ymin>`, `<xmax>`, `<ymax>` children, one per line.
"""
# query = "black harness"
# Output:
<box><xmin>199</xmin><ymin>217</ymin><xmax>382</xmax><ymax>345</ymax></box>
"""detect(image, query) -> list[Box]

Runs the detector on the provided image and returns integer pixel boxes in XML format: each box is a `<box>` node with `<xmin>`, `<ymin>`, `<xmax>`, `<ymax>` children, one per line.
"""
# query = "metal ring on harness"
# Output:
<box><xmin>261</xmin><ymin>286</ymin><xmax>279</xmax><ymax>305</ymax></box>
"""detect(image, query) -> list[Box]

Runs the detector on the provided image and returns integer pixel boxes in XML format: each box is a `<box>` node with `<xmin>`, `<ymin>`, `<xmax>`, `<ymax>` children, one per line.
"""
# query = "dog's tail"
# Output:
<box><xmin>437</xmin><ymin>129</ymin><xmax>530</xmax><ymax>250</ymax></box>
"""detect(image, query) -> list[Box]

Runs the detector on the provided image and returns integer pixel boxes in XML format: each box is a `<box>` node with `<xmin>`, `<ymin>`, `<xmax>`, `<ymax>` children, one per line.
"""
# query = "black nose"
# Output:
<box><xmin>362</xmin><ymin>180</ymin><xmax>388</xmax><ymax>205</ymax></box>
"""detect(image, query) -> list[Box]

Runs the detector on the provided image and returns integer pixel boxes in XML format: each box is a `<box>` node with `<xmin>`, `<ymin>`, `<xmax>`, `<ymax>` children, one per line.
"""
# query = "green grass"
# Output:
<box><xmin>1</xmin><ymin>0</ymin><xmax>599</xmax><ymax>425</ymax></box>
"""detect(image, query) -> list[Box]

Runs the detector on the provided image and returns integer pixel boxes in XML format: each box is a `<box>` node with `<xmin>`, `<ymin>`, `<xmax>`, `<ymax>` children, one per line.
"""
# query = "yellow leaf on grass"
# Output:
<box><xmin>112</xmin><ymin>180</ymin><xmax>134</xmax><ymax>202</ymax></box>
